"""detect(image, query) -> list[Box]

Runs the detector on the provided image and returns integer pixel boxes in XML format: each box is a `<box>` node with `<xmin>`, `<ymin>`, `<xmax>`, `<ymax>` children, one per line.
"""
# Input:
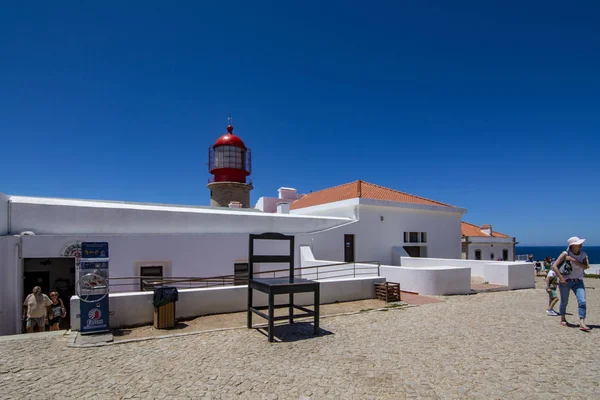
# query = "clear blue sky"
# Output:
<box><xmin>1</xmin><ymin>1</ymin><xmax>598</xmax><ymax>245</ymax></box>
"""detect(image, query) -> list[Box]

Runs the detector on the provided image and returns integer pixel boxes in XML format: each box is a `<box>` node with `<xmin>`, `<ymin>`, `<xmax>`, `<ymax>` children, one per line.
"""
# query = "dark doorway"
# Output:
<box><xmin>23</xmin><ymin>271</ymin><xmax>51</xmax><ymax>296</ymax></box>
<box><xmin>24</xmin><ymin>258</ymin><xmax>76</xmax><ymax>331</ymax></box>
<box><xmin>344</xmin><ymin>234</ymin><xmax>355</xmax><ymax>263</ymax></box>
<box><xmin>502</xmin><ymin>249</ymin><xmax>508</xmax><ymax>261</ymax></box>
<box><xmin>403</xmin><ymin>246</ymin><xmax>421</xmax><ymax>258</ymax></box>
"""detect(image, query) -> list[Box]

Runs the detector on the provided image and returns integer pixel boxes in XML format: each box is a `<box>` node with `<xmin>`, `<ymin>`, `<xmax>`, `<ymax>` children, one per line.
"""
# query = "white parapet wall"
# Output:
<box><xmin>399</xmin><ymin>257</ymin><xmax>535</xmax><ymax>289</ymax></box>
<box><xmin>380</xmin><ymin>265</ymin><xmax>471</xmax><ymax>296</ymax></box>
<box><xmin>70</xmin><ymin>276</ymin><xmax>385</xmax><ymax>330</ymax></box>
<box><xmin>484</xmin><ymin>263</ymin><xmax>535</xmax><ymax>290</ymax></box>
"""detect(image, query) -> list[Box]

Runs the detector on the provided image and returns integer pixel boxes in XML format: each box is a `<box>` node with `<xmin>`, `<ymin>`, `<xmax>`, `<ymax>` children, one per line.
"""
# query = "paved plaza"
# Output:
<box><xmin>1</xmin><ymin>278</ymin><xmax>600</xmax><ymax>399</ymax></box>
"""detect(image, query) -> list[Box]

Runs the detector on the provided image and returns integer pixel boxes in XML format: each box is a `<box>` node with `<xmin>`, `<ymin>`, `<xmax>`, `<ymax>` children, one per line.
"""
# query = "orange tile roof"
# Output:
<box><xmin>290</xmin><ymin>180</ymin><xmax>456</xmax><ymax>210</ymax></box>
<box><xmin>461</xmin><ymin>221</ymin><xmax>511</xmax><ymax>238</ymax></box>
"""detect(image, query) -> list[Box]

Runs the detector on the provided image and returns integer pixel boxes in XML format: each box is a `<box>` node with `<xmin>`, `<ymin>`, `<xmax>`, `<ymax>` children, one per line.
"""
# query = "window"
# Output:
<box><xmin>404</xmin><ymin>231</ymin><xmax>427</xmax><ymax>243</ymax></box>
<box><xmin>140</xmin><ymin>266</ymin><xmax>163</xmax><ymax>291</ymax></box>
<box><xmin>475</xmin><ymin>250</ymin><xmax>482</xmax><ymax>260</ymax></box>
<box><xmin>490</xmin><ymin>253</ymin><xmax>495</xmax><ymax>260</ymax></box>
<box><xmin>502</xmin><ymin>249</ymin><xmax>508</xmax><ymax>261</ymax></box>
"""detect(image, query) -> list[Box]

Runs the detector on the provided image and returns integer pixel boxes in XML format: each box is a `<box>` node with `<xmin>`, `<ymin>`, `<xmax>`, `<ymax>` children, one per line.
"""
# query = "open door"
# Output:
<box><xmin>344</xmin><ymin>234</ymin><xmax>355</xmax><ymax>263</ymax></box>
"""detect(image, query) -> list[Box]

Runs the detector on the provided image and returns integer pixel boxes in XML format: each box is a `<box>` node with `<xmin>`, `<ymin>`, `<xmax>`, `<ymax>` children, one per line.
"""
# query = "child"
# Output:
<box><xmin>545</xmin><ymin>270</ymin><xmax>559</xmax><ymax>316</ymax></box>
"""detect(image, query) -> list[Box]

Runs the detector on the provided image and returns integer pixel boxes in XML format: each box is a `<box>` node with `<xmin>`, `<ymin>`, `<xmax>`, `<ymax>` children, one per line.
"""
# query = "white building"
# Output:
<box><xmin>2</xmin><ymin>123</ymin><xmax>514</xmax><ymax>336</ymax></box>
<box><xmin>0</xmin><ymin>180</ymin><xmax>469</xmax><ymax>335</ymax></box>
<box><xmin>461</xmin><ymin>222</ymin><xmax>517</xmax><ymax>261</ymax></box>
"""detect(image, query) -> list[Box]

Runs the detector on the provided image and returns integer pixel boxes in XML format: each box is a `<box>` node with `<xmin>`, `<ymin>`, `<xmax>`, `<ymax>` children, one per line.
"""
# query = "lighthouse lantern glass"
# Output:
<box><xmin>213</xmin><ymin>145</ymin><xmax>245</xmax><ymax>170</ymax></box>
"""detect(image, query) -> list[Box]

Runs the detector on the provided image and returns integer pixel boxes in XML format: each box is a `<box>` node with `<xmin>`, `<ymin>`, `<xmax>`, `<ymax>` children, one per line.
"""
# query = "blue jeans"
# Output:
<box><xmin>559</xmin><ymin>279</ymin><xmax>586</xmax><ymax>319</ymax></box>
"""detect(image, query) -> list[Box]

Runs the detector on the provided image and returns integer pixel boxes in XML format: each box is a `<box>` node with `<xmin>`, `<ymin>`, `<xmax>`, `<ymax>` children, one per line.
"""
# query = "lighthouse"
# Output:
<box><xmin>207</xmin><ymin>121</ymin><xmax>253</xmax><ymax>208</ymax></box>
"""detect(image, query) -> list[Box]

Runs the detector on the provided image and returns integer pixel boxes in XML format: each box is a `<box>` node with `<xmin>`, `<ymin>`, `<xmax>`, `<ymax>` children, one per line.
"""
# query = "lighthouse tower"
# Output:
<box><xmin>207</xmin><ymin>121</ymin><xmax>253</xmax><ymax>208</ymax></box>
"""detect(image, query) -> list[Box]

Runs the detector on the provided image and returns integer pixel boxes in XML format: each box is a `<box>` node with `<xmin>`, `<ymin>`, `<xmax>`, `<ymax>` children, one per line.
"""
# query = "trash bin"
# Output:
<box><xmin>153</xmin><ymin>286</ymin><xmax>178</xmax><ymax>329</ymax></box>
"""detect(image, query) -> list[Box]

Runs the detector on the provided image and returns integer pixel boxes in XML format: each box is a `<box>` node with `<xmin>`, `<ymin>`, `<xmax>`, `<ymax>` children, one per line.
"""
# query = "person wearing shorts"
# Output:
<box><xmin>545</xmin><ymin>270</ymin><xmax>559</xmax><ymax>316</ymax></box>
<box><xmin>47</xmin><ymin>292</ymin><xmax>67</xmax><ymax>331</ymax></box>
<box><xmin>22</xmin><ymin>286</ymin><xmax>52</xmax><ymax>333</ymax></box>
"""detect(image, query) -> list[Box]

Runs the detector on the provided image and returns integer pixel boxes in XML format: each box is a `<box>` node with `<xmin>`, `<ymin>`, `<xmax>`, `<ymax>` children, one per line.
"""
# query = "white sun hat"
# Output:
<box><xmin>567</xmin><ymin>236</ymin><xmax>586</xmax><ymax>248</ymax></box>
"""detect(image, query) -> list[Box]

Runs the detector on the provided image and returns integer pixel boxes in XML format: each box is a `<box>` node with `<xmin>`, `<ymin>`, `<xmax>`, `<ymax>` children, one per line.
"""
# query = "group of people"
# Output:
<box><xmin>22</xmin><ymin>286</ymin><xmax>67</xmax><ymax>333</ymax></box>
<box><xmin>544</xmin><ymin>236</ymin><xmax>591</xmax><ymax>331</ymax></box>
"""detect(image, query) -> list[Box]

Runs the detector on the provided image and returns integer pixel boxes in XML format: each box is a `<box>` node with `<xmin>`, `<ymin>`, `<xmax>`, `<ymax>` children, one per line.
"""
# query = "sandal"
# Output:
<box><xmin>580</xmin><ymin>326</ymin><xmax>591</xmax><ymax>332</ymax></box>
<box><xmin>560</xmin><ymin>321</ymin><xmax>569</xmax><ymax>327</ymax></box>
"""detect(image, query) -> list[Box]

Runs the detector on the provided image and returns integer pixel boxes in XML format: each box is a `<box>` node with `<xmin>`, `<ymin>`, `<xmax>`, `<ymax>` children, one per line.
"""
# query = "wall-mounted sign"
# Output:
<box><xmin>81</xmin><ymin>242</ymin><xmax>109</xmax><ymax>259</ymax></box>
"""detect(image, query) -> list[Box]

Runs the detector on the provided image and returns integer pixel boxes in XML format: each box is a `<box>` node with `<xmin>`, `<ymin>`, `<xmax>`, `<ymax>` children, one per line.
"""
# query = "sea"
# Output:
<box><xmin>516</xmin><ymin>246</ymin><xmax>600</xmax><ymax>264</ymax></box>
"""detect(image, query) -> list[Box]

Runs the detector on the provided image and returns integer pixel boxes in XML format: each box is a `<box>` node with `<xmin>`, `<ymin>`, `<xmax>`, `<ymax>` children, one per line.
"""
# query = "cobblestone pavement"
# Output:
<box><xmin>2</xmin><ymin>279</ymin><xmax>600</xmax><ymax>399</ymax></box>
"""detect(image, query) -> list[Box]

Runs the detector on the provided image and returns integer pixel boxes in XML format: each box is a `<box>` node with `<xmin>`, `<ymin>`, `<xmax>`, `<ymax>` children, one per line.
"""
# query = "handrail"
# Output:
<box><xmin>108</xmin><ymin>260</ymin><xmax>381</xmax><ymax>292</ymax></box>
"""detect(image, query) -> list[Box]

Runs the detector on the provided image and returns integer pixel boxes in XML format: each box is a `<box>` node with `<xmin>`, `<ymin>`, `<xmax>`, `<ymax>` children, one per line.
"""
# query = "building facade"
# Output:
<box><xmin>461</xmin><ymin>222</ymin><xmax>517</xmax><ymax>261</ymax></box>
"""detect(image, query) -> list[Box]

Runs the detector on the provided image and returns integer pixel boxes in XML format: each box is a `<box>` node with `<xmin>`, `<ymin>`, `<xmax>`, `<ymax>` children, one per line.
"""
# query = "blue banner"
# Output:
<box><xmin>82</xmin><ymin>242</ymin><xmax>109</xmax><ymax>259</ymax></box>
<box><xmin>80</xmin><ymin>295</ymin><xmax>110</xmax><ymax>334</ymax></box>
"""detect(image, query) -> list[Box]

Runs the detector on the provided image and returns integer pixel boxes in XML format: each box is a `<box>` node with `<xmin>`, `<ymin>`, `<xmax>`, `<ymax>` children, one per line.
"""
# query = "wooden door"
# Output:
<box><xmin>344</xmin><ymin>234</ymin><xmax>355</xmax><ymax>263</ymax></box>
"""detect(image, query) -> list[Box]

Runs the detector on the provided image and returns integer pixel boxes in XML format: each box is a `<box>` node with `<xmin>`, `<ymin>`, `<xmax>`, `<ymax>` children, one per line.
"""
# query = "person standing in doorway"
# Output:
<box><xmin>552</xmin><ymin>237</ymin><xmax>591</xmax><ymax>331</ymax></box>
<box><xmin>47</xmin><ymin>292</ymin><xmax>67</xmax><ymax>331</ymax></box>
<box><xmin>22</xmin><ymin>286</ymin><xmax>52</xmax><ymax>333</ymax></box>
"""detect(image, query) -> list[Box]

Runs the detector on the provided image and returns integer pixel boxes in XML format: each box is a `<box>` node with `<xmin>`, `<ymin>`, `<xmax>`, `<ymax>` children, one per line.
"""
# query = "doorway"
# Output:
<box><xmin>344</xmin><ymin>234</ymin><xmax>355</xmax><ymax>263</ymax></box>
<box><xmin>23</xmin><ymin>258</ymin><xmax>76</xmax><ymax>330</ymax></box>
<box><xmin>403</xmin><ymin>246</ymin><xmax>421</xmax><ymax>258</ymax></box>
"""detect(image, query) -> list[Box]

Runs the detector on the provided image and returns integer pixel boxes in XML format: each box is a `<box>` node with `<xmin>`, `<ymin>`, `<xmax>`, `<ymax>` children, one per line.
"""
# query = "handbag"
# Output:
<box><xmin>558</xmin><ymin>253</ymin><xmax>572</xmax><ymax>276</ymax></box>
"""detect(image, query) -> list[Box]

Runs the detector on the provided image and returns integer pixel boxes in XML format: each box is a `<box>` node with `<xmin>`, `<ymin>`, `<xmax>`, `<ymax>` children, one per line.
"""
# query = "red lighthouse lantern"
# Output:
<box><xmin>207</xmin><ymin>123</ymin><xmax>253</xmax><ymax>207</ymax></box>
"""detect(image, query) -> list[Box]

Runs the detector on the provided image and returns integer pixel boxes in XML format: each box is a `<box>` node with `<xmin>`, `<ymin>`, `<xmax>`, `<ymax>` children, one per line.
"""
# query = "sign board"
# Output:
<box><xmin>81</xmin><ymin>242</ymin><xmax>109</xmax><ymax>259</ymax></box>
<box><xmin>79</xmin><ymin>242</ymin><xmax>110</xmax><ymax>335</ymax></box>
<box><xmin>80</xmin><ymin>296</ymin><xmax>110</xmax><ymax>334</ymax></box>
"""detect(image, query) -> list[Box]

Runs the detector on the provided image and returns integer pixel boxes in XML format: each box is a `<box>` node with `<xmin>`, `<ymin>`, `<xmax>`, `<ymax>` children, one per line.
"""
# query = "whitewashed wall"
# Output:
<box><xmin>7</xmin><ymin>196</ymin><xmax>350</xmax><ymax>235</ymax></box>
<box><xmin>70</xmin><ymin>276</ymin><xmax>385</xmax><ymax>330</ymax></box>
<box><xmin>465</xmin><ymin>242</ymin><xmax>514</xmax><ymax>261</ymax></box>
<box><xmin>0</xmin><ymin>193</ymin><xmax>9</xmax><ymax>235</ymax></box>
<box><xmin>355</xmin><ymin>203</ymin><xmax>462</xmax><ymax>263</ymax></box>
<box><xmin>380</xmin><ymin>265</ymin><xmax>472</xmax><ymax>295</ymax></box>
<box><xmin>0</xmin><ymin>236</ymin><xmax>21</xmax><ymax>336</ymax></box>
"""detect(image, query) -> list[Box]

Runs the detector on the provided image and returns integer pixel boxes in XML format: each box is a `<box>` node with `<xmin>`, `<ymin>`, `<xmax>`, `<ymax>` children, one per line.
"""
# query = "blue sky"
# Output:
<box><xmin>1</xmin><ymin>1</ymin><xmax>598</xmax><ymax>245</ymax></box>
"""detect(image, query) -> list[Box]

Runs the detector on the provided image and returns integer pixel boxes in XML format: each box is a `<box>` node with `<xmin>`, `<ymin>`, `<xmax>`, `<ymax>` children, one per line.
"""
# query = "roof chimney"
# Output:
<box><xmin>277</xmin><ymin>202</ymin><xmax>290</xmax><ymax>214</ymax></box>
<box><xmin>228</xmin><ymin>201</ymin><xmax>242</xmax><ymax>209</ymax></box>
<box><xmin>480</xmin><ymin>224</ymin><xmax>492</xmax><ymax>236</ymax></box>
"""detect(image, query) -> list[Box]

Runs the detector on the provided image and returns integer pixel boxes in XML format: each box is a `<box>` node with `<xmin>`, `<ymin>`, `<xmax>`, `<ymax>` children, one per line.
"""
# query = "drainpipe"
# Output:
<box><xmin>7</xmin><ymin>199</ymin><xmax>11</xmax><ymax>235</ymax></box>
<box><xmin>14</xmin><ymin>235</ymin><xmax>22</xmax><ymax>334</ymax></box>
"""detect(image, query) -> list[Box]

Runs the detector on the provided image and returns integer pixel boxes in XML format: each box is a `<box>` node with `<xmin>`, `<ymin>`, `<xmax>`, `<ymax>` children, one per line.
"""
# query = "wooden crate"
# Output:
<box><xmin>375</xmin><ymin>282</ymin><xmax>401</xmax><ymax>302</ymax></box>
<box><xmin>154</xmin><ymin>302</ymin><xmax>176</xmax><ymax>329</ymax></box>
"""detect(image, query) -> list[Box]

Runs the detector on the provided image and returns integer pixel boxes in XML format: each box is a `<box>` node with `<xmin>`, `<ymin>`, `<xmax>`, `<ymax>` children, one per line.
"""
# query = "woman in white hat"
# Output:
<box><xmin>551</xmin><ymin>236</ymin><xmax>591</xmax><ymax>331</ymax></box>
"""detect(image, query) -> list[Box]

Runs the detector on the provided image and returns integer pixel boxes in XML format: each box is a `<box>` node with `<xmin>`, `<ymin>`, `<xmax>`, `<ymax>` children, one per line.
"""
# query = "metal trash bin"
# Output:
<box><xmin>153</xmin><ymin>286</ymin><xmax>178</xmax><ymax>329</ymax></box>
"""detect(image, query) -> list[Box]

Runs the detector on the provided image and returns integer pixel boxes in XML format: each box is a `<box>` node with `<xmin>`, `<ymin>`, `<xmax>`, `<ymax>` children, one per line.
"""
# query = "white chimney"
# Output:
<box><xmin>277</xmin><ymin>202</ymin><xmax>290</xmax><ymax>214</ymax></box>
<box><xmin>278</xmin><ymin>187</ymin><xmax>298</xmax><ymax>200</ymax></box>
<box><xmin>228</xmin><ymin>201</ymin><xmax>242</xmax><ymax>209</ymax></box>
<box><xmin>480</xmin><ymin>224</ymin><xmax>492</xmax><ymax>236</ymax></box>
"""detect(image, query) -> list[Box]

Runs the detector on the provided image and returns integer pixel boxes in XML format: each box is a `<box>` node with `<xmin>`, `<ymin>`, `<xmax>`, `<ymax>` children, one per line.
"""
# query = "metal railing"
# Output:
<box><xmin>108</xmin><ymin>261</ymin><xmax>381</xmax><ymax>293</ymax></box>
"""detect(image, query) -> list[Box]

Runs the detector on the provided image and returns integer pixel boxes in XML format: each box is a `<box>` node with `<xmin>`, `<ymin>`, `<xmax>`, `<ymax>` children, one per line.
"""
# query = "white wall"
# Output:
<box><xmin>0</xmin><ymin>236</ymin><xmax>20</xmax><ymax>336</ymax></box>
<box><xmin>8</xmin><ymin>196</ymin><xmax>350</xmax><ymax>235</ymax></box>
<box><xmin>354</xmin><ymin>204</ymin><xmax>462</xmax><ymax>264</ymax></box>
<box><xmin>380</xmin><ymin>265</ymin><xmax>472</xmax><ymax>295</ymax></box>
<box><xmin>70</xmin><ymin>276</ymin><xmax>385</xmax><ymax>330</ymax></box>
<box><xmin>400</xmin><ymin>256</ymin><xmax>515</xmax><ymax>277</ymax></box>
<box><xmin>399</xmin><ymin>257</ymin><xmax>534</xmax><ymax>289</ymax></box>
<box><xmin>0</xmin><ymin>193</ymin><xmax>9</xmax><ymax>235</ymax></box>
<box><xmin>21</xmin><ymin>234</ymin><xmax>306</xmax><ymax>286</ymax></box>
<box><xmin>465</xmin><ymin>241</ymin><xmax>514</xmax><ymax>261</ymax></box>
<box><xmin>484</xmin><ymin>263</ymin><xmax>535</xmax><ymax>290</ymax></box>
